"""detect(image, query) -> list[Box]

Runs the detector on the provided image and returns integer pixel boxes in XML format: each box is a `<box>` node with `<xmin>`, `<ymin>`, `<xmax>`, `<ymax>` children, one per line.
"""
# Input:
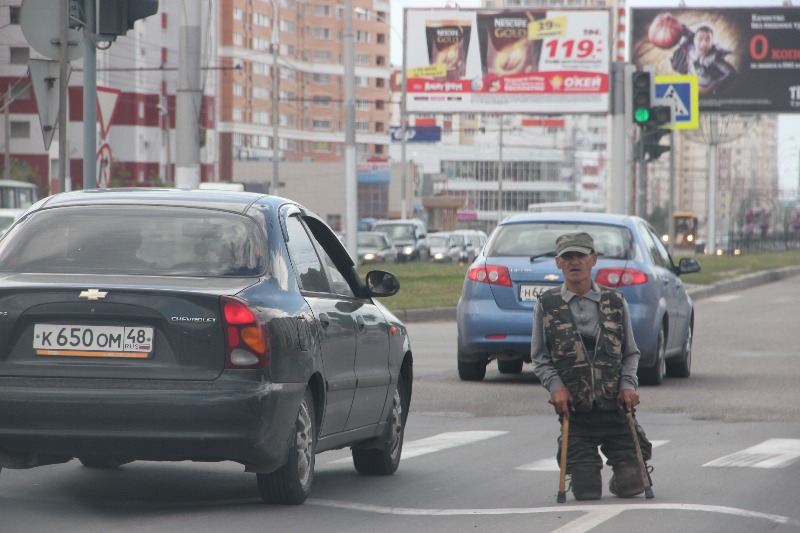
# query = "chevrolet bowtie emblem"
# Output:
<box><xmin>544</xmin><ymin>274</ymin><xmax>560</xmax><ymax>281</ymax></box>
<box><xmin>79</xmin><ymin>289</ymin><xmax>108</xmax><ymax>300</ymax></box>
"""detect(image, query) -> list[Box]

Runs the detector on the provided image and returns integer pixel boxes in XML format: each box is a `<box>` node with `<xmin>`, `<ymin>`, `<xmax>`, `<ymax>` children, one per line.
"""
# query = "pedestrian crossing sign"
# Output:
<box><xmin>655</xmin><ymin>75</ymin><xmax>699</xmax><ymax>130</ymax></box>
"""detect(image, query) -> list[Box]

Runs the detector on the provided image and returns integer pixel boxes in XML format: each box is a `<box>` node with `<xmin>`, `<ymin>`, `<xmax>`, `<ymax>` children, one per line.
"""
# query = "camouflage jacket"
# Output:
<box><xmin>539</xmin><ymin>287</ymin><xmax>625</xmax><ymax>412</ymax></box>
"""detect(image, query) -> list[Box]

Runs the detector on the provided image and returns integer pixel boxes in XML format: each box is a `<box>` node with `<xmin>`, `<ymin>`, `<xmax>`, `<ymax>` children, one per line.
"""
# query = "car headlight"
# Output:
<box><xmin>403</xmin><ymin>245</ymin><xmax>414</xmax><ymax>255</ymax></box>
<box><xmin>364</xmin><ymin>253</ymin><xmax>377</xmax><ymax>261</ymax></box>
<box><xmin>434</xmin><ymin>252</ymin><xmax>444</xmax><ymax>260</ymax></box>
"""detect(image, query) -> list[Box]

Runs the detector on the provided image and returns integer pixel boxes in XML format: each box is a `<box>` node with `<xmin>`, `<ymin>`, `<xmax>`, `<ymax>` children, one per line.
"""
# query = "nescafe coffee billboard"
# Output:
<box><xmin>404</xmin><ymin>8</ymin><xmax>611</xmax><ymax>114</ymax></box>
<box><xmin>631</xmin><ymin>7</ymin><xmax>800</xmax><ymax>113</ymax></box>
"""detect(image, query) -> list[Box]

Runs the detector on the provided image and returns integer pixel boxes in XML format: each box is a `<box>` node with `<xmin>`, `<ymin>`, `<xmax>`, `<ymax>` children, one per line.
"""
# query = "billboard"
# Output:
<box><xmin>404</xmin><ymin>8</ymin><xmax>611</xmax><ymax>114</ymax></box>
<box><xmin>357</xmin><ymin>161</ymin><xmax>391</xmax><ymax>184</ymax></box>
<box><xmin>631</xmin><ymin>8</ymin><xmax>800</xmax><ymax>113</ymax></box>
<box><xmin>389</xmin><ymin>126</ymin><xmax>442</xmax><ymax>143</ymax></box>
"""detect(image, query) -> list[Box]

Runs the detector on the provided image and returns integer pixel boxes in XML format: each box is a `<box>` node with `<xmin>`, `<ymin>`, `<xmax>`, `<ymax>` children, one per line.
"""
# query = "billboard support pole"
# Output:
<box><xmin>400</xmin><ymin>8</ymin><xmax>408</xmax><ymax>221</ymax></box>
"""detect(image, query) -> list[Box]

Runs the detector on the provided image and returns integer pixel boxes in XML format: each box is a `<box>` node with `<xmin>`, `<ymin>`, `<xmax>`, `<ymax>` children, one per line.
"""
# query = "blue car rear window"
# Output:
<box><xmin>487</xmin><ymin>223</ymin><xmax>632</xmax><ymax>259</ymax></box>
<box><xmin>0</xmin><ymin>206</ymin><xmax>266</xmax><ymax>277</ymax></box>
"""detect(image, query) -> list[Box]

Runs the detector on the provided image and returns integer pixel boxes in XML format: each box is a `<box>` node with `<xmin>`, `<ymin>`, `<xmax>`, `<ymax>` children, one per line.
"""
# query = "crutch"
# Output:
<box><xmin>624</xmin><ymin>406</ymin><xmax>654</xmax><ymax>499</ymax></box>
<box><xmin>557</xmin><ymin>414</ymin><xmax>570</xmax><ymax>503</ymax></box>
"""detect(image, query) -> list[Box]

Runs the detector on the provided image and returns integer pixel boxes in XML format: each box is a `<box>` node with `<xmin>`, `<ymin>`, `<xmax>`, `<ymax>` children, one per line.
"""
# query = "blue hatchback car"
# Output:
<box><xmin>456</xmin><ymin>213</ymin><xmax>701</xmax><ymax>385</ymax></box>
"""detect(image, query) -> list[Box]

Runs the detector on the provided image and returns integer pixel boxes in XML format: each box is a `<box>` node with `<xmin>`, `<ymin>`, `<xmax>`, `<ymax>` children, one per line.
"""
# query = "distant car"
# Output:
<box><xmin>428</xmin><ymin>232</ymin><xmax>461</xmax><ymax>263</ymax></box>
<box><xmin>448</xmin><ymin>231</ymin><xmax>475</xmax><ymax>263</ymax></box>
<box><xmin>457</xmin><ymin>213</ymin><xmax>700</xmax><ymax>385</ymax></box>
<box><xmin>0</xmin><ymin>189</ymin><xmax>412</xmax><ymax>505</ymax></box>
<box><xmin>373</xmin><ymin>219</ymin><xmax>430</xmax><ymax>262</ymax></box>
<box><xmin>357</xmin><ymin>231</ymin><xmax>398</xmax><ymax>265</ymax></box>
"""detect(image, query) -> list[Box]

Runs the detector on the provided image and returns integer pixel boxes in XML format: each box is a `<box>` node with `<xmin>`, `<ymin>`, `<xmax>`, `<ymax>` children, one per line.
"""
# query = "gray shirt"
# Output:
<box><xmin>531</xmin><ymin>282</ymin><xmax>640</xmax><ymax>394</ymax></box>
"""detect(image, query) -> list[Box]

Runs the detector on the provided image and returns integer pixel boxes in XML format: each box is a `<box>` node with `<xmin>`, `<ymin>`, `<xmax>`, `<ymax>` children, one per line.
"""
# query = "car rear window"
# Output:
<box><xmin>486</xmin><ymin>222</ymin><xmax>632</xmax><ymax>260</ymax></box>
<box><xmin>0</xmin><ymin>206</ymin><xmax>266</xmax><ymax>276</ymax></box>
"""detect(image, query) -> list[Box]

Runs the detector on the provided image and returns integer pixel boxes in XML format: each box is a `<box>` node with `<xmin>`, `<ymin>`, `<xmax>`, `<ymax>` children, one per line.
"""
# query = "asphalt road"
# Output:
<box><xmin>1</xmin><ymin>272</ymin><xmax>799</xmax><ymax>532</ymax></box>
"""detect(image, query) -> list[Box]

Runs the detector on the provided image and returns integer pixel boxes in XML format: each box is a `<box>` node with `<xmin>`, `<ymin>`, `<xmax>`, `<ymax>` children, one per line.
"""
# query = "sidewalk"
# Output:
<box><xmin>398</xmin><ymin>265</ymin><xmax>800</xmax><ymax>323</ymax></box>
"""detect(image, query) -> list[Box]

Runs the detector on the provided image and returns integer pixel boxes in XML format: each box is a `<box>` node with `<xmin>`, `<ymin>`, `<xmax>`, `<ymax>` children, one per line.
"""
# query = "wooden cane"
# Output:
<box><xmin>624</xmin><ymin>409</ymin><xmax>654</xmax><ymax>499</ymax></box>
<box><xmin>557</xmin><ymin>414</ymin><xmax>570</xmax><ymax>503</ymax></box>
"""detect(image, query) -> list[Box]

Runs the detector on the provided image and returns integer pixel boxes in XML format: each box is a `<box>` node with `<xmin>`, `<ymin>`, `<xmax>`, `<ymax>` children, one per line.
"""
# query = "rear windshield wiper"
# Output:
<box><xmin>530</xmin><ymin>251</ymin><xmax>557</xmax><ymax>262</ymax></box>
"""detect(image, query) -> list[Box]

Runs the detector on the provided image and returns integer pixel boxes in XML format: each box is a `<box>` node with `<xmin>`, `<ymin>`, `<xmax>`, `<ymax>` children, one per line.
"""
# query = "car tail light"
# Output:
<box><xmin>467</xmin><ymin>265</ymin><xmax>512</xmax><ymax>287</ymax></box>
<box><xmin>221</xmin><ymin>296</ymin><xmax>271</xmax><ymax>368</ymax></box>
<box><xmin>595</xmin><ymin>268</ymin><xmax>648</xmax><ymax>287</ymax></box>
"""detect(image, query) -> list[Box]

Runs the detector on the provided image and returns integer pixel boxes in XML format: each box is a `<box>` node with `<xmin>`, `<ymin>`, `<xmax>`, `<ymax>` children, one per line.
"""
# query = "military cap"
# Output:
<box><xmin>555</xmin><ymin>232</ymin><xmax>595</xmax><ymax>257</ymax></box>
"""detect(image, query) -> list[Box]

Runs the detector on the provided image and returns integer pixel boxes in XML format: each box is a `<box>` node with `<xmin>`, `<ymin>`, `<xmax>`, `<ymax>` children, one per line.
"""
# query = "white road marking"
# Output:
<box><xmin>305</xmin><ymin>500</ymin><xmax>800</xmax><ymax>529</ymax></box>
<box><xmin>704</xmin><ymin>438</ymin><xmax>800</xmax><ymax>468</ymax></box>
<box><xmin>328</xmin><ymin>430</ymin><xmax>507</xmax><ymax>464</ymax></box>
<box><xmin>517</xmin><ymin>440</ymin><xmax>669</xmax><ymax>472</ymax></box>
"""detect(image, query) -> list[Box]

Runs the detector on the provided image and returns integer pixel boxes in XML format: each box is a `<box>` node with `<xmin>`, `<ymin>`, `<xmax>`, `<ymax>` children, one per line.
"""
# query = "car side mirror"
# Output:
<box><xmin>677</xmin><ymin>257</ymin><xmax>701</xmax><ymax>275</ymax></box>
<box><xmin>365</xmin><ymin>270</ymin><xmax>400</xmax><ymax>297</ymax></box>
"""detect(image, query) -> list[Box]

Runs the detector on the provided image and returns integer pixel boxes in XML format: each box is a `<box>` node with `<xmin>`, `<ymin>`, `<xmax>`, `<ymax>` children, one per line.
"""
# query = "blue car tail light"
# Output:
<box><xmin>596</xmin><ymin>268</ymin><xmax>648</xmax><ymax>287</ymax></box>
<box><xmin>467</xmin><ymin>265</ymin><xmax>512</xmax><ymax>287</ymax></box>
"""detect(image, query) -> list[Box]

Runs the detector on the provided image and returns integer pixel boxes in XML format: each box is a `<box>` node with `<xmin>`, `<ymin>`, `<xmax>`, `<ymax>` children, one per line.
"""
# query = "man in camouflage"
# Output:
<box><xmin>531</xmin><ymin>232</ymin><xmax>653</xmax><ymax>500</ymax></box>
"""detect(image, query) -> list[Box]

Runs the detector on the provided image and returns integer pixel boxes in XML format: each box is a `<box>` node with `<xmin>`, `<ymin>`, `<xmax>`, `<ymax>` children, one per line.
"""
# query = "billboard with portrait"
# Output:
<box><xmin>631</xmin><ymin>8</ymin><xmax>800</xmax><ymax>113</ymax></box>
<box><xmin>404</xmin><ymin>8</ymin><xmax>611</xmax><ymax>114</ymax></box>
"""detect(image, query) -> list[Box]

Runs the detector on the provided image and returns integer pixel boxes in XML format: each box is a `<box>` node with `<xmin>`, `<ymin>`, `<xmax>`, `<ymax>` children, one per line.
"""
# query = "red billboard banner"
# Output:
<box><xmin>405</xmin><ymin>8</ymin><xmax>611</xmax><ymax>114</ymax></box>
<box><xmin>631</xmin><ymin>7</ymin><xmax>800</xmax><ymax>113</ymax></box>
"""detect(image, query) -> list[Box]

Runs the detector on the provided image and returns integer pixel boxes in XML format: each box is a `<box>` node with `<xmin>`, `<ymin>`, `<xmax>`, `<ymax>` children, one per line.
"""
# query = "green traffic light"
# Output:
<box><xmin>634</xmin><ymin>108</ymin><xmax>650</xmax><ymax>123</ymax></box>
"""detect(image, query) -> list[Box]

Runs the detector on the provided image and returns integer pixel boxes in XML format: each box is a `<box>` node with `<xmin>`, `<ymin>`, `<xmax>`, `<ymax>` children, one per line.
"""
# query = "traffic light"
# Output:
<box><xmin>97</xmin><ymin>0</ymin><xmax>159</xmax><ymax>40</ymax></box>
<box><xmin>637</xmin><ymin>105</ymin><xmax>673</xmax><ymax>162</ymax></box>
<box><xmin>631</xmin><ymin>71</ymin><xmax>653</xmax><ymax>126</ymax></box>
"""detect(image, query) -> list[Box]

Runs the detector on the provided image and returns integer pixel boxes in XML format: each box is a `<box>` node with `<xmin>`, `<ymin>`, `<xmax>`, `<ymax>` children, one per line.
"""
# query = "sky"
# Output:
<box><xmin>388</xmin><ymin>0</ymin><xmax>800</xmax><ymax>193</ymax></box>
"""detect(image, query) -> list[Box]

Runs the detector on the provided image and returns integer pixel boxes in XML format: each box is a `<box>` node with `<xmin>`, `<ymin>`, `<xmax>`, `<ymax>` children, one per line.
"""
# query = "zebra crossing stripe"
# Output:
<box><xmin>704</xmin><ymin>439</ymin><xmax>800</xmax><ymax>468</ymax></box>
<box><xmin>328</xmin><ymin>430</ymin><xmax>507</xmax><ymax>464</ymax></box>
<box><xmin>516</xmin><ymin>440</ymin><xmax>670</xmax><ymax>471</ymax></box>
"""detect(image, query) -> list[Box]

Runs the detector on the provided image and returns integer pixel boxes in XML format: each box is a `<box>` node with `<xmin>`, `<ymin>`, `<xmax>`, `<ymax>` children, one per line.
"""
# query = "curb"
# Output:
<box><xmin>398</xmin><ymin>266</ymin><xmax>800</xmax><ymax>323</ymax></box>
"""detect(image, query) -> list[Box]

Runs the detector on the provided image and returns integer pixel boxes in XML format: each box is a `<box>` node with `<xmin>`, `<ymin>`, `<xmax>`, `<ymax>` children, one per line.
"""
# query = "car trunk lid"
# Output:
<box><xmin>0</xmin><ymin>273</ymin><xmax>257</xmax><ymax>381</ymax></box>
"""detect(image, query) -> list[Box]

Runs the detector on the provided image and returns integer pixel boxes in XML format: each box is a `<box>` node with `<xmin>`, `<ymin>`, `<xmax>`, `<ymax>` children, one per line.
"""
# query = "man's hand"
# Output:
<box><xmin>548</xmin><ymin>387</ymin><xmax>574</xmax><ymax>416</ymax></box>
<box><xmin>617</xmin><ymin>388</ymin><xmax>640</xmax><ymax>412</ymax></box>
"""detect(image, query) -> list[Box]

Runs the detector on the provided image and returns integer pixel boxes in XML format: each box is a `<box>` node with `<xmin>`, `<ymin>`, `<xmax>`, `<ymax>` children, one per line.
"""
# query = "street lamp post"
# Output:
<box><xmin>343</xmin><ymin>0</ymin><xmax>358</xmax><ymax>261</ymax></box>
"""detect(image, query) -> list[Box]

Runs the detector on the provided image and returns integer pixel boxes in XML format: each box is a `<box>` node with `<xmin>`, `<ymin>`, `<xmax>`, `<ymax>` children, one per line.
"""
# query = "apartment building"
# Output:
<box><xmin>217</xmin><ymin>0</ymin><xmax>392</xmax><ymax>179</ymax></box>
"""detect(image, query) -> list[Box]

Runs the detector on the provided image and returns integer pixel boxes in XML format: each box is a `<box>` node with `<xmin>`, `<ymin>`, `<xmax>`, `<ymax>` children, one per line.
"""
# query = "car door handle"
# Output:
<box><xmin>318</xmin><ymin>312</ymin><xmax>330</xmax><ymax>329</ymax></box>
<box><xmin>356</xmin><ymin>316</ymin><xmax>366</xmax><ymax>332</ymax></box>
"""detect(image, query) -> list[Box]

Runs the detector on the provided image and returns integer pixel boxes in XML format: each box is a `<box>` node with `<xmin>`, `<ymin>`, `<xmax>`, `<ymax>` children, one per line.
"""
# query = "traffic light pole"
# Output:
<box><xmin>636</xmin><ymin>131</ymin><xmax>646</xmax><ymax>217</ymax></box>
<box><xmin>83</xmin><ymin>0</ymin><xmax>97</xmax><ymax>189</ymax></box>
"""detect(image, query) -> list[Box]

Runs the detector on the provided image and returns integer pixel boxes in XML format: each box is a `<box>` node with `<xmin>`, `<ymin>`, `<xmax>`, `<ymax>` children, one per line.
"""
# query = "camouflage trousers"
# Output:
<box><xmin>556</xmin><ymin>407</ymin><xmax>652</xmax><ymax>470</ymax></box>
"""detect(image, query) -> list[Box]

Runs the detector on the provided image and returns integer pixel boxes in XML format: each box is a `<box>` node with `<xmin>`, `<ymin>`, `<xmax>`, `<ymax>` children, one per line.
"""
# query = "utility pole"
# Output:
<box><xmin>175</xmin><ymin>0</ymin><xmax>202</xmax><ymax>189</ymax></box>
<box><xmin>400</xmin><ymin>9</ymin><xmax>408</xmax><ymax>220</ymax></box>
<box><xmin>498</xmin><ymin>117</ymin><xmax>504</xmax><ymax>224</ymax></box>
<box><xmin>4</xmin><ymin>95</ymin><xmax>10</xmax><ymax>181</ymax></box>
<box><xmin>343</xmin><ymin>0</ymin><xmax>357</xmax><ymax>260</ymax></box>
<box><xmin>271</xmin><ymin>0</ymin><xmax>280</xmax><ymax>196</ymax></box>
<box><xmin>82</xmin><ymin>0</ymin><xmax>96</xmax><ymax>189</ymax></box>
<box><xmin>58</xmin><ymin>0</ymin><xmax>69</xmax><ymax>192</ymax></box>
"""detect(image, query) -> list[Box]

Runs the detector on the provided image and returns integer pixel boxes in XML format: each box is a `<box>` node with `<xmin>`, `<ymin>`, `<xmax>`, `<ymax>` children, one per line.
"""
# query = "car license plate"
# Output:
<box><xmin>33</xmin><ymin>324</ymin><xmax>154</xmax><ymax>358</ymax></box>
<box><xmin>519</xmin><ymin>284</ymin><xmax>551</xmax><ymax>302</ymax></box>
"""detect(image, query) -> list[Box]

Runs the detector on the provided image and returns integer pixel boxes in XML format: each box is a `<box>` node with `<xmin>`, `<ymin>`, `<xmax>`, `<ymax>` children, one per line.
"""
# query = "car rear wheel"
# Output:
<box><xmin>666</xmin><ymin>324</ymin><xmax>692</xmax><ymax>378</ymax></box>
<box><xmin>257</xmin><ymin>387</ymin><xmax>315</xmax><ymax>504</ymax></box>
<box><xmin>638</xmin><ymin>326</ymin><xmax>666</xmax><ymax>386</ymax></box>
<box><xmin>458</xmin><ymin>357</ymin><xmax>487</xmax><ymax>381</ymax></box>
<box><xmin>352</xmin><ymin>367</ymin><xmax>408</xmax><ymax>475</ymax></box>
<box><xmin>497</xmin><ymin>359</ymin><xmax>523</xmax><ymax>374</ymax></box>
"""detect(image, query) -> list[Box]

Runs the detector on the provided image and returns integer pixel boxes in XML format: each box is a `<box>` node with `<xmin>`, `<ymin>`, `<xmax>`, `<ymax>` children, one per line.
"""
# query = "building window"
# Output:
<box><xmin>356</xmin><ymin>121</ymin><xmax>370</xmax><ymax>133</ymax></box>
<box><xmin>355</xmin><ymin>31</ymin><xmax>370</xmax><ymax>44</ymax></box>
<box><xmin>280</xmin><ymin>20</ymin><xmax>295</xmax><ymax>33</ymax></box>
<box><xmin>233</xmin><ymin>7</ymin><xmax>243</xmax><ymax>20</ymax></box>
<box><xmin>313</xmin><ymin>27</ymin><xmax>331</xmax><ymax>40</ymax></box>
<box><xmin>254</xmin><ymin>87</ymin><xmax>269</xmax><ymax>99</ymax></box>
<box><xmin>10</xmin><ymin>47</ymin><xmax>29</xmax><ymax>64</ymax></box>
<box><xmin>376</xmin><ymin>55</ymin><xmax>385</xmax><ymax>66</ymax></box>
<box><xmin>355</xmin><ymin>76</ymin><xmax>370</xmax><ymax>87</ymax></box>
<box><xmin>9</xmin><ymin>6</ymin><xmax>21</xmax><ymax>24</ymax></box>
<box><xmin>10</xmin><ymin>121</ymin><xmax>30</xmax><ymax>139</ymax></box>
<box><xmin>355</xmin><ymin>99</ymin><xmax>370</xmax><ymax>111</ymax></box>
<box><xmin>314</xmin><ymin>4</ymin><xmax>332</xmax><ymax>16</ymax></box>
<box><xmin>313</xmin><ymin>73</ymin><xmax>330</xmax><ymax>84</ymax></box>
<box><xmin>355</xmin><ymin>53</ymin><xmax>370</xmax><ymax>65</ymax></box>
<box><xmin>233</xmin><ymin>33</ymin><xmax>243</xmax><ymax>46</ymax></box>
<box><xmin>376</xmin><ymin>33</ymin><xmax>385</xmax><ymax>44</ymax></box>
<box><xmin>233</xmin><ymin>108</ymin><xmax>243</xmax><ymax>121</ymax></box>
<box><xmin>313</xmin><ymin>50</ymin><xmax>332</xmax><ymax>62</ymax></box>
<box><xmin>233</xmin><ymin>83</ymin><xmax>243</xmax><ymax>96</ymax></box>
<box><xmin>314</xmin><ymin>95</ymin><xmax>332</xmax><ymax>107</ymax></box>
<box><xmin>254</xmin><ymin>13</ymin><xmax>270</xmax><ymax>27</ymax></box>
<box><xmin>313</xmin><ymin>142</ymin><xmax>331</xmax><ymax>152</ymax></box>
<box><xmin>375</xmin><ymin>78</ymin><xmax>385</xmax><ymax>88</ymax></box>
<box><xmin>313</xmin><ymin>118</ymin><xmax>331</xmax><ymax>130</ymax></box>
<box><xmin>375</xmin><ymin>122</ymin><xmax>384</xmax><ymax>133</ymax></box>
